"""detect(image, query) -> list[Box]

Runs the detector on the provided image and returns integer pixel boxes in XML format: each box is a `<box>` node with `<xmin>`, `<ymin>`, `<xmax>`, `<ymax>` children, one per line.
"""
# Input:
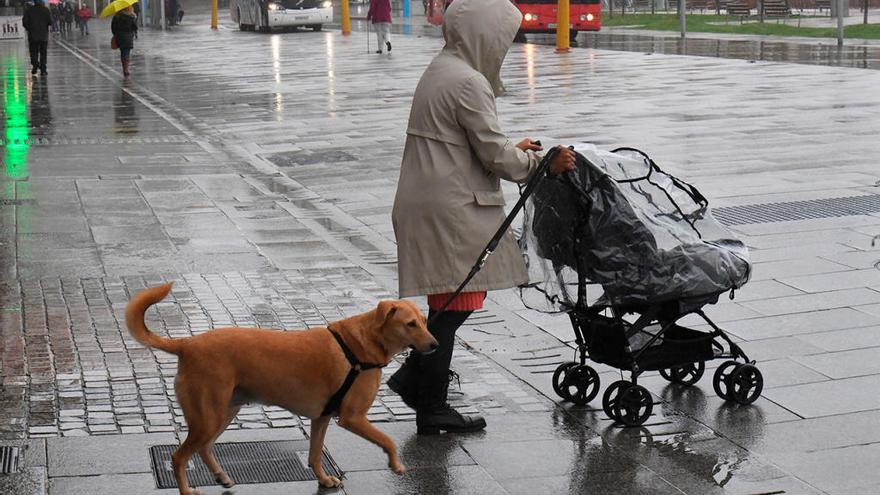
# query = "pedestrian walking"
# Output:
<box><xmin>111</xmin><ymin>6</ymin><xmax>138</xmax><ymax>77</ymax></box>
<box><xmin>49</xmin><ymin>3</ymin><xmax>60</xmax><ymax>33</ymax></box>
<box><xmin>77</xmin><ymin>4</ymin><xmax>92</xmax><ymax>35</ymax></box>
<box><xmin>388</xmin><ymin>0</ymin><xmax>575</xmax><ymax>435</ymax></box>
<box><xmin>366</xmin><ymin>0</ymin><xmax>391</xmax><ymax>54</ymax></box>
<box><xmin>22</xmin><ymin>0</ymin><xmax>53</xmax><ymax>75</ymax></box>
<box><xmin>63</xmin><ymin>2</ymin><xmax>75</xmax><ymax>34</ymax></box>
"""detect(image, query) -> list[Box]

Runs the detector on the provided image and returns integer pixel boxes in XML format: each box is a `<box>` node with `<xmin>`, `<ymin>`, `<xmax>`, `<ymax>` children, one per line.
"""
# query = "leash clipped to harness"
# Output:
<box><xmin>427</xmin><ymin>147</ymin><xmax>563</xmax><ymax>328</ymax></box>
<box><xmin>321</xmin><ymin>326</ymin><xmax>386</xmax><ymax>417</ymax></box>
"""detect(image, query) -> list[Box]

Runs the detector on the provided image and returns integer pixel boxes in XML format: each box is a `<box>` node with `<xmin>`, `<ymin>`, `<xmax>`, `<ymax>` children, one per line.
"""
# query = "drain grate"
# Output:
<box><xmin>150</xmin><ymin>440</ymin><xmax>342</xmax><ymax>489</ymax></box>
<box><xmin>0</xmin><ymin>446</ymin><xmax>21</xmax><ymax>475</ymax></box>
<box><xmin>713</xmin><ymin>194</ymin><xmax>880</xmax><ymax>226</ymax></box>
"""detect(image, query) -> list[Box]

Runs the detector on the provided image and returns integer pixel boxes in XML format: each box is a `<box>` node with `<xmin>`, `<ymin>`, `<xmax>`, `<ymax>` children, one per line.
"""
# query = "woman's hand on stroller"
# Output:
<box><xmin>549</xmin><ymin>146</ymin><xmax>576</xmax><ymax>175</ymax></box>
<box><xmin>516</xmin><ymin>138</ymin><xmax>543</xmax><ymax>152</ymax></box>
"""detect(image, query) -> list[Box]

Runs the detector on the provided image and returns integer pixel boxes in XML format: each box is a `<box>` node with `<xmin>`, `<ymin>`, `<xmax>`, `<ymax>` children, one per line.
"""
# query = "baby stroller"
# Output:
<box><xmin>435</xmin><ymin>146</ymin><xmax>764</xmax><ymax>427</ymax></box>
<box><xmin>516</xmin><ymin>146</ymin><xmax>764</xmax><ymax>426</ymax></box>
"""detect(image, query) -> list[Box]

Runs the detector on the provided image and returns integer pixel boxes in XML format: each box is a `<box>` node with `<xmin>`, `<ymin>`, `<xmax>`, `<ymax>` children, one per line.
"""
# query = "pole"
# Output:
<box><xmin>864</xmin><ymin>0</ymin><xmax>868</xmax><ymax>24</ymax></box>
<box><xmin>403</xmin><ymin>0</ymin><xmax>410</xmax><ymax>17</ymax></box>
<box><xmin>211</xmin><ymin>0</ymin><xmax>218</xmax><ymax>29</ymax></box>
<box><xmin>556</xmin><ymin>0</ymin><xmax>570</xmax><ymax>52</ymax></box>
<box><xmin>160</xmin><ymin>0</ymin><xmax>165</xmax><ymax>30</ymax></box>
<box><xmin>678</xmin><ymin>0</ymin><xmax>685</xmax><ymax>38</ymax></box>
<box><xmin>836</xmin><ymin>0</ymin><xmax>844</xmax><ymax>46</ymax></box>
<box><xmin>341</xmin><ymin>0</ymin><xmax>351</xmax><ymax>35</ymax></box>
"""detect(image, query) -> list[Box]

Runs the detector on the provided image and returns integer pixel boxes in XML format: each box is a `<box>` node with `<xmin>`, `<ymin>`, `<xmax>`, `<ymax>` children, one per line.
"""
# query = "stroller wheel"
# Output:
<box><xmin>603</xmin><ymin>381</ymin><xmax>653</xmax><ymax>426</ymax></box>
<box><xmin>552</xmin><ymin>362</ymin><xmax>578</xmax><ymax>400</ymax></box>
<box><xmin>602</xmin><ymin>380</ymin><xmax>630</xmax><ymax>422</ymax></box>
<box><xmin>618</xmin><ymin>385</ymin><xmax>653</xmax><ymax>426</ymax></box>
<box><xmin>728</xmin><ymin>364</ymin><xmax>764</xmax><ymax>405</ymax></box>
<box><xmin>565</xmin><ymin>365</ymin><xmax>600</xmax><ymax>406</ymax></box>
<box><xmin>712</xmin><ymin>360</ymin><xmax>740</xmax><ymax>401</ymax></box>
<box><xmin>660</xmin><ymin>361</ymin><xmax>705</xmax><ymax>386</ymax></box>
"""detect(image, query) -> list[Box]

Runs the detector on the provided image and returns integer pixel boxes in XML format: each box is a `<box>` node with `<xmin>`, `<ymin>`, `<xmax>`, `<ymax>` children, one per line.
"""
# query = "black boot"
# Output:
<box><xmin>387</xmin><ymin>351</ymin><xmax>420</xmax><ymax>409</ymax></box>
<box><xmin>389</xmin><ymin>308</ymin><xmax>465</xmax><ymax>408</ymax></box>
<box><xmin>414</xmin><ymin>309</ymin><xmax>486</xmax><ymax>435</ymax></box>
<box><xmin>416</xmin><ymin>375</ymin><xmax>486</xmax><ymax>435</ymax></box>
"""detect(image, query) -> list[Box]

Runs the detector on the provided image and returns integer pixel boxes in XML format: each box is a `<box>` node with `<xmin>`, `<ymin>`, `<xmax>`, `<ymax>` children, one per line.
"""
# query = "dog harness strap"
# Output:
<box><xmin>321</xmin><ymin>327</ymin><xmax>384</xmax><ymax>417</ymax></box>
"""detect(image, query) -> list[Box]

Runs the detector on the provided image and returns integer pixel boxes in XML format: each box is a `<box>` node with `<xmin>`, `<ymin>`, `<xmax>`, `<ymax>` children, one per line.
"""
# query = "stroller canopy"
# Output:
<box><xmin>519</xmin><ymin>146</ymin><xmax>750</xmax><ymax>311</ymax></box>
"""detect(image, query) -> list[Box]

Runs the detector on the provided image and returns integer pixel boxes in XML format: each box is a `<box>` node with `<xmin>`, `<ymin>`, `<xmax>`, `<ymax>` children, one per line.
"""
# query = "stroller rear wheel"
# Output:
<box><xmin>552</xmin><ymin>362</ymin><xmax>600</xmax><ymax>405</ymax></box>
<box><xmin>659</xmin><ymin>361</ymin><xmax>705</xmax><ymax>386</ymax></box>
<box><xmin>602</xmin><ymin>380</ymin><xmax>653</xmax><ymax>426</ymax></box>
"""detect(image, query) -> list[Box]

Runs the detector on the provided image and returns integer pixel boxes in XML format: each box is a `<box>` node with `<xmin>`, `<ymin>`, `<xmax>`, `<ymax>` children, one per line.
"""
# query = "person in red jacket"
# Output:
<box><xmin>76</xmin><ymin>5</ymin><xmax>92</xmax><ymax>35</ymax></box>
<box><xmin>367</xmin><ymin>0</ymin><xmax>392</xmax><ymax>54</ymax></box>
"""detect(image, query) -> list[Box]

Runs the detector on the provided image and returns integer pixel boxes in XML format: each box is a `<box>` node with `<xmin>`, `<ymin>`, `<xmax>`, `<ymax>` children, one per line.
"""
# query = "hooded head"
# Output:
<box><xmin>442</xmin><ymin>0</ymin><xmax>522</xmax><ymax>97</ymax></box>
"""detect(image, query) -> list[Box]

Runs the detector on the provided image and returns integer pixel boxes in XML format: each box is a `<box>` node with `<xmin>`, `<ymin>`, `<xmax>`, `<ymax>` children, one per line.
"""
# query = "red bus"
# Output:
<box><xmin>513</xmin><ymin>0</ymin><xmax>601</xmax><ymax>41</ymax></box>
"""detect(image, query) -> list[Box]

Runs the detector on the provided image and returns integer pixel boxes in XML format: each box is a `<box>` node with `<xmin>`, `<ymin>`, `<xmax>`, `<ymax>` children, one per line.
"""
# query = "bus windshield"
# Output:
<box><xmin>279</xmin><ymin>0</ymin><xmax>322</xmax><ymax>9</ymax></box>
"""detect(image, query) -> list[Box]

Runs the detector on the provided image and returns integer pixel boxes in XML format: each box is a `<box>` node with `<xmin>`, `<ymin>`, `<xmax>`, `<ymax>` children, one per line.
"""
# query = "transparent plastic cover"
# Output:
<box><xmin>518</xmin><ymin>146</ymin><xmax>750</xmax><ymax>312</ymax></box>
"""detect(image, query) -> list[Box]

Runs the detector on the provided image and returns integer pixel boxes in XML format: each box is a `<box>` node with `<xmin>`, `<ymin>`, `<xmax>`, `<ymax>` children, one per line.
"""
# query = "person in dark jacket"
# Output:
<box><xmin>111</xmin><ymin>6</ymin><xmax>138</xmax><ymax>77</ymax></box>
<box><xmin>22</xmin><ymin>0</ymin><xmax>52</xmax><ymax>75</ymax></box>
<box><xmin>62</xmin><ymin>2</ymin><xmax>75</xmax><ymax>34</ymax></box>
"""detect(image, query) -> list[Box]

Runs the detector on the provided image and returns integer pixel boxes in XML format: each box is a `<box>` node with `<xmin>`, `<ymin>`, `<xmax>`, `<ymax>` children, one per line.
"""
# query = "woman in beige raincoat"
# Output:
<box><xmin>389</xmin><ymin>0</ymin><xmax>575</xmax><ymax>435</ymax></box>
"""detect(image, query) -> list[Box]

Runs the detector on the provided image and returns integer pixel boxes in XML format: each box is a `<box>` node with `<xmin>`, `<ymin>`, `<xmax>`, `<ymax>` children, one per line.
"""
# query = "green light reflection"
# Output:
<box><xmin>3</xmin><ymin>56</ymin><xmax>30</xmax><ymax>180</ymax></box>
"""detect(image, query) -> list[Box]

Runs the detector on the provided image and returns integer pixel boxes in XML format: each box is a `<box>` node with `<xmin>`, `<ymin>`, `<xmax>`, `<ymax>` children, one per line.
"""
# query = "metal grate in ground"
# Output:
<box><xmin>713</xmin><ymin>194</ymin><xmax>880</xmax><ymax>225</ymax></box>
<box><xmin>0</xmin><ymin>446</ymin><xmax>21</xmax><ymax>475</ymax></box>
<box><xmin>150</xmin><ymin>440</ymin><xmax>342</xmax><ymax>489</ymax></box>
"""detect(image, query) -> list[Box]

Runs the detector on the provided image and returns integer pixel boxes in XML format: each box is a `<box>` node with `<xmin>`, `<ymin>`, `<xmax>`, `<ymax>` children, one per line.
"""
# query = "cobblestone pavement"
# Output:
<box><xmin>0</xmin><ymin>8</ymin><xmax>879</xmax><ymax>495</ymax></box>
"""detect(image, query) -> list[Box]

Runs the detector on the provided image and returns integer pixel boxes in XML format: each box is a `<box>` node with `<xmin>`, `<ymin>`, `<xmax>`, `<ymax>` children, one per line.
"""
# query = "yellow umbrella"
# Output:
<box><xmin>100</xmin><ymin>0</ymin><xmax>139</xmax><ymax>18</ymax></box>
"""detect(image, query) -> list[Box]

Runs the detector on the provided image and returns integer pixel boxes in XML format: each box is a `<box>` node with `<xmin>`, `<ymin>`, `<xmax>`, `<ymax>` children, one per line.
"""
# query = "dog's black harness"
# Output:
<box><xmin>321</xmin><ymin>326</ymin><xmax>386</xmax><ymax>417</ymax></box>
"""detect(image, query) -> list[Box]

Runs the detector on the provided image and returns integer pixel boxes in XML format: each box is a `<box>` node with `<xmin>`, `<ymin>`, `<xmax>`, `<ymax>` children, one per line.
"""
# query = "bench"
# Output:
<box><xmin>725</xmin><ymin>2</ymin><xmax>752</xmax><ymax>21</ymax></box>
<box><xmin>762</xmin><ymin>0</ymin><xmax>791</xmax><ymax>19</ymax></box>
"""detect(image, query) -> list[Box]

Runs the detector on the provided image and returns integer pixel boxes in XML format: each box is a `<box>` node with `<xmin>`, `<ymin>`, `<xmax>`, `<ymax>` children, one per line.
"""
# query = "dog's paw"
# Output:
<box><xmin>391</xmin><ymin>462</ymin><xmax>407</xmax><ymax>475</ymax></box>
<box><xmin>214</xmin><ymin>473</ymin><xmax>235</xmax><ymax>488</ymax></box>
<box><xmin>318</xmin><ymin>476</ymin><xmax>343</xmax><ymax>488</ymax></box>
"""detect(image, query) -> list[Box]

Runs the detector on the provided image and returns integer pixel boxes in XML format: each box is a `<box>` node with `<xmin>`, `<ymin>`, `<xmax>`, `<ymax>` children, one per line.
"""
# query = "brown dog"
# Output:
<box><xmin>125</xmin><ymin>283</ymin><xmax>438</xmax><ymax>494</ymax></box>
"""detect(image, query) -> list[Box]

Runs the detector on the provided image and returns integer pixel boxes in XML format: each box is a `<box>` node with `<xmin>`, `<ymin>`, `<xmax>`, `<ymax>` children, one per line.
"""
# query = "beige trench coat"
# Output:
<box><xmin>392</xmin><ymin>0</ymin><xmax>540</xmax><ymax>298</ymax></box>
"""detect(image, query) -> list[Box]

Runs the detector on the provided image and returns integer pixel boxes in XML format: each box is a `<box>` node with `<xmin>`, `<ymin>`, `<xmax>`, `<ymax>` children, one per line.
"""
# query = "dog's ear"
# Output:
<box><xmin>376</xmin><ymin>300</ymin><xmax>398</xmax><ymax>327</ymax></box>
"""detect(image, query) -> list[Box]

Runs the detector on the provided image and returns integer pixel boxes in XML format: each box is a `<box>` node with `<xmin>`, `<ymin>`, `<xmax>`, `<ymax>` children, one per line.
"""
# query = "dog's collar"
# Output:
<box><xmin>321</xmin><ymin>325</ymin><xmax>386</xmax><ymax>417</ymax></box>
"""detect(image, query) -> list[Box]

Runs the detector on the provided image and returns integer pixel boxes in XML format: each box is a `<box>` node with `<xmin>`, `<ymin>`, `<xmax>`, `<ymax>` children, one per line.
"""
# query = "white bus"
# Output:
<box><xmin>231</xmin><ymin>0</ymin><xmax>332</xmax><ymax>32</ymax></box>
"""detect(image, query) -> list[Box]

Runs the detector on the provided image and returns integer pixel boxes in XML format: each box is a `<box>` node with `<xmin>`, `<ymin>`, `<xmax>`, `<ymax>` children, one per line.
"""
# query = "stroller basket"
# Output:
<box><xmin>577</xmin><ymin>314</ymin><xmax>715</xmax><ymax>371</ymax></box>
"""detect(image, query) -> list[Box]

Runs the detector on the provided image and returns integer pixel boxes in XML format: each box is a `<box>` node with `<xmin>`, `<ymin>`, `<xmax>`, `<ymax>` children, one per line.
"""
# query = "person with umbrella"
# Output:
<box><xmin>22</xmin><ymin>0</ymin><xmax>52</xmax><ymax>75</ymax></box>
<box><xmin>105</xmin><ymin>0</ymin><xmax>138</xmax><ymax>77</ymax></box>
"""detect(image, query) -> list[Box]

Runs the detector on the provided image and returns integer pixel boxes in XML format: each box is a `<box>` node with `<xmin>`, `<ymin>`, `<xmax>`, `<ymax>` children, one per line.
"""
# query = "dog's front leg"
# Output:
<box><xmin>309</xmin><ymin>415</ymin><xmax>342</xmax><ymax>488</ymax></box>
<box><xmin>338</xmin><ymin>414</ymin><xmax>406</xmax><ymax>474</ymax></box>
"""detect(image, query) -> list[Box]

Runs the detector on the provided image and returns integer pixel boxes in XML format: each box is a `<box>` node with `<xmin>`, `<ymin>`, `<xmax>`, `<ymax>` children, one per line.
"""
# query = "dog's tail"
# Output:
<box><xmin>125</xmin><ymin>283</ymin><xmax>182</xmax><ymax>355</ymax></box>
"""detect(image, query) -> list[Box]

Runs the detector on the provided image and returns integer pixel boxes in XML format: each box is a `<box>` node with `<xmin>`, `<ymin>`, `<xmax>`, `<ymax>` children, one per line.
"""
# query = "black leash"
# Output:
<box><xmin>426</xmin><ymin>147</ymin><xmax>562</xmax><ymax>327</ymax></box>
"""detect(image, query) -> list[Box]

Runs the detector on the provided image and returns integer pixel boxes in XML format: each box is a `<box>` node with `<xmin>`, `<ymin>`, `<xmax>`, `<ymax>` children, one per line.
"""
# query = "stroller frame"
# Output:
<box><xmin>544</xmin><ymin>148</ymin><xmax>764</xmax><ymax>426</ymax></box>
<box><xmin>432</xmin><ymin>147</ymin><xmax>764</xmax><ymax>428</ymax></box>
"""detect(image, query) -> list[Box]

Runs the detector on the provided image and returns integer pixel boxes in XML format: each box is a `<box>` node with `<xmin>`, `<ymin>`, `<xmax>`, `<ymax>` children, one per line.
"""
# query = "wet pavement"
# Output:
<box><xmin>1</xmin><ymin>6</ymin><xmax>879</xmax><ymax>495</ymax></box>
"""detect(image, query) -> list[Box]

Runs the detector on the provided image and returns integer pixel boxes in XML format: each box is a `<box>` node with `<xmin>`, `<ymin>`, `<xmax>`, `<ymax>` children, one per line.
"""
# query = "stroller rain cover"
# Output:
<box><xmin>519</xmin><ymin>146</ymin><xmax>751</xmax><ymax>311</ymax></box>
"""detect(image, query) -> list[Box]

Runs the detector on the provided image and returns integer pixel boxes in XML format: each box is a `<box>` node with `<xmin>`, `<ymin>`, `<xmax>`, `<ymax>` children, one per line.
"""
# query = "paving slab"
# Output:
<box><xmin>46</xmin><ymin>433</ymin><xmax>176</xmax><ymax>478</ymax></box>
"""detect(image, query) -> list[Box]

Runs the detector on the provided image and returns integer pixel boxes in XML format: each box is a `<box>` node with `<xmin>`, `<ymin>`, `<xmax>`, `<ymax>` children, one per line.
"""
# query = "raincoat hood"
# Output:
<box><xmin>442</xmin><ymin>0</ymin><xmax>522</xmax><ymax>96</ymax></box>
